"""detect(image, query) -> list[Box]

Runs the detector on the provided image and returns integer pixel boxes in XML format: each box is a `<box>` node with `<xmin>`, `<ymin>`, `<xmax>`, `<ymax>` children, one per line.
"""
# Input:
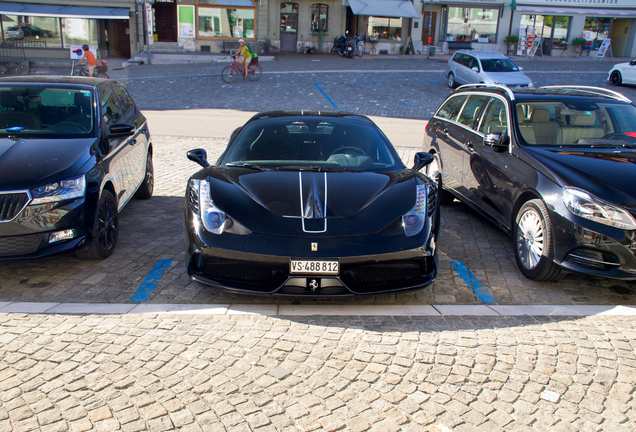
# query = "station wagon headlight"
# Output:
<box><xmin>30</xmin><ymin>175</ymin><xmax>86</xmax><ymax>204</ymax></box>
<box><xmin>191</xmin><ymin>179</ymin><xmax>226</xmax><ymax>234</ymax></box>
<box><xmin>563</xmin><ymin>187</ymin><xmax>636</xmax><ymax>230</ymax></box>
<box><xmin>402</xmin><ymin>184</ymin><xmax>427</xmax><ymax>237</ymax></box>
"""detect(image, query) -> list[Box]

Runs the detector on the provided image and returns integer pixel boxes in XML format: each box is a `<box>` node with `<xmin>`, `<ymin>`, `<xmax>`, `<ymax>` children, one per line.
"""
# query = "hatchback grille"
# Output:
<box><xmin>0</xmin><ymin>192</ymin><xmax>30</xmax><ymax>222</ymax></box>
<box><xmin>0</xmin><ymin>234</ymin><xmax>43</xmax><ymax>256</ymax></box>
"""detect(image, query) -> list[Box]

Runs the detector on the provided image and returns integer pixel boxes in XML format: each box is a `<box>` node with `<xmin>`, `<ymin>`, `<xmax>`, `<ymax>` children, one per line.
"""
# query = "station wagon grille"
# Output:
<box><xmin>0</xmin><ymin>192</ymin><xmax>30</xmax><ymax>222</ymax></box>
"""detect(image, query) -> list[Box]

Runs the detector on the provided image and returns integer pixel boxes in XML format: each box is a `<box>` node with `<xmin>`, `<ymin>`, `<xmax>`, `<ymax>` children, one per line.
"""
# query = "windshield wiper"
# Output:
<box><xmin>225</xmin><ymin>162</ymin><xmax>271</xmax><ymax>171</ymax></box>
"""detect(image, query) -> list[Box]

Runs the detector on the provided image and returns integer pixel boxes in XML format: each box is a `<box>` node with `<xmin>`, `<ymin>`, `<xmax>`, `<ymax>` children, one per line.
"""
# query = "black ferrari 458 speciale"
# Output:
<box><xmin>185</xmin><ymin>111</ymin><xmax>439</xmax><ymax>296</ymax></box>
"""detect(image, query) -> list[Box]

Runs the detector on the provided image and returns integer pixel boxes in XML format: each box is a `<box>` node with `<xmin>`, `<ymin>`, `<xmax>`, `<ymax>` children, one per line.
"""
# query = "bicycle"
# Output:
<box><xmin>221</xmin><ymin>56</ymin><xmax>262</xmax><ymax>83</ymax></box>
<box><xmin>73</xmin><ymin>60</ymin><xmax>109</xmax><ymax>79</ymax></box>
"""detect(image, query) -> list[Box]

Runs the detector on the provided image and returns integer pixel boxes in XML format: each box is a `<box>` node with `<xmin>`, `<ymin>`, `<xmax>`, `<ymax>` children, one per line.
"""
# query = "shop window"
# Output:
<box><xmin>446</xmin><ymin>7</ymin><xmax>499</xmax><ymax>43</ymax></box>
<box><xmin>62</xmin><ymin>18</ymin><xmax>98</xmax><ymax>49</ymax></box>
<box><xmin>2</xmin><ymin>15</ymin><xmax>62</xmax><ymax>47</ymax></box>
<box><xmin>197</xmin><ymin>7</ymin><xmax>255</xmax><ymax>39</ymax></box>
<box><xmin>368</xmin><ymin>17</ymin><xmax>402</xmax><ymax>41</ymax></box>
<box><xmin>520</xmin><ymin>15</ymin><xmax>571</xmax><ymax>52</ymax></box>
<box><xmin>311</xmin><ymin>4</ymin><xmax>328</xmax><ymax>32</ymax></box>
<box><xmin>585</xmin><ymin>17</ymin><xmax>611</xmax><ymax>48</ymax></box>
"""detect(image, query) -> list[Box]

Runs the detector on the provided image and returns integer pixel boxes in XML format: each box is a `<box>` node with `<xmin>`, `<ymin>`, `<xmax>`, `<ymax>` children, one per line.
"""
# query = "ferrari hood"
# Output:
<box><xmin>0</xmin><ymin>137</ymin><xmax>95</xmax><ymax>190</ymax></box>
<box><xmin>525</xmin><ymin>147</ymin><xmax>636</xmax><ymax>206</ymax></box>
<box><xmin>207</xmin><ymin>168</ymin><xmax>419</xmax><ymax>236</ymax></box>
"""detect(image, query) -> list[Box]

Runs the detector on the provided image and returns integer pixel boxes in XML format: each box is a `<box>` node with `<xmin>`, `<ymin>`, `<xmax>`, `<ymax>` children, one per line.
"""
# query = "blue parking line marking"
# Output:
<box><xmin>314</xmin><ymin>84</ymin><xmax>349</xmax><ymax>109</ymax></box>
<box><xmin>392</xmin><ymin>102</ymin><xmax>422</xmax><ymax>107</ymax></box>
<box><xmin>451</xmin><ymin>261</ymin><xmax>497</xmax><ymax>304</ymax></box>
<box><xmin>131</xmin><ymin>259</ymin><xmax>173</xmax><ymax>303</ymax></box>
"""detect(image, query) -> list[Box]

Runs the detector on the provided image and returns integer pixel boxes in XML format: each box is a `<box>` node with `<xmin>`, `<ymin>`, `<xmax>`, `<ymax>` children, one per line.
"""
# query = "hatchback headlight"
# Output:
<box><xmin>563</xmin><ymin>187</ymin><xmax>636</xmax><ymax>230</ymax></box>
<box><xmin>191</xmin><ymin>179</ymin><xmax>226</xmax><ymax>234</ymax></box>
<box><xmin>30</xmin><ymin>175</ymin><xmax>86</xmax><ymax>205</ymax></box>
<box><xmin>402</xmin><ymin>184</ymin><xmax>427</xmax><ymax>237</ymax></box>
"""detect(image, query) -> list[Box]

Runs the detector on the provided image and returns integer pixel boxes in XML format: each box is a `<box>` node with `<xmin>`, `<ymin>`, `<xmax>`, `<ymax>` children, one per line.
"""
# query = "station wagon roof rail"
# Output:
<box><xmin>456</xmin><ymin>83</ymin><xmax>516</xmax><ymax>101</ymax></box>
<box><xmin>540</xmin><ymin>85</ymin><xmax>633</xmax><ymax>104</ymax></box>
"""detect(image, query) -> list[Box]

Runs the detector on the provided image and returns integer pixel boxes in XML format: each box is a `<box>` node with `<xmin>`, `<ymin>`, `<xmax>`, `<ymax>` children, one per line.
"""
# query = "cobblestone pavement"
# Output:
<box><xmin>0</xmin><ymin>312</ymin><xmax>634</xmax><ymax>432</ymax></box>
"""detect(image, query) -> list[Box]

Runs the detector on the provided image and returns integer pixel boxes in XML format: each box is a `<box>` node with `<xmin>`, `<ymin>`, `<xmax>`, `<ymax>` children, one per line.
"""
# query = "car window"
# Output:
<box><xmin>0</xmin><ymin>85</ymin><xmax>95</xmax><ymax>138</ymax></box>
<box><xmin>464</xmin><ymin>56</ymin><xmax>478</xmax><ymax>69</ymax></box>
<box><xmin>99</xmin><ymin>86</ymin><xmax>122</xmax><ymax>129</ymax></box>
<box><xmin>478</xmin><ymin>98</ymin><xmax>507</xmax><ymax>134</ymax></box>
<box><xmin>221</xmin><ymin>116</ymin><xmax>404</xmax><ymax>172</ymax></box>
<box><xmin>435</xmin><ymin>95</ymin><xmax>465</xmax><ymax>120</ymax></box>
<box><xmin>112</xmin><ymin>85</ymin><xmax>137</xmax><ymax>124</ymax></box>
<box><xmin>457</xmin><ymin>95</ymin><xmax>489</xmax><ymax>128</ymax></box>
<box><xmin>480</xmin><ymin>58</ymin><xmax>519</xmax><ymax>73</ymax></box>
<box><xmin>452</xmin><ymin>53</ymin><xmax>462</xmax><ymax>63</ymax></box>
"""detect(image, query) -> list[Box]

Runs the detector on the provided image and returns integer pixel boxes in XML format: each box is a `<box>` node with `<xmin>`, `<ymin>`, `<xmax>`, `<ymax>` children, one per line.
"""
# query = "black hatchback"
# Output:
<box><xmin>0</xmin><ymin>76</ymin><xmax>153</xmax><ymax>259</ymax></box>
<box><xmin>423</xmin><ymin>84</ymin><xmax>636</xmax><ymax>281</ymax></box>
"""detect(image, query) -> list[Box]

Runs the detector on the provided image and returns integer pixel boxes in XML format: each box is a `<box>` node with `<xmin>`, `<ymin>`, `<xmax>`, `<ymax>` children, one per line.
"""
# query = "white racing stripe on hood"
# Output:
<box><xmin>299</xmin><ymin>171</ymin><xmax>327</xmax><ymax>233</ymax></box>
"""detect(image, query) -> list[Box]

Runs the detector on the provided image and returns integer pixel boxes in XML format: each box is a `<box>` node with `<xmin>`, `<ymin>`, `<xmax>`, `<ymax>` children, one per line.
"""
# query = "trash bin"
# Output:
<box><xmin>429</xmin><ymin>46</ymin><xmax>436</xmax><ymax>56</ymax></box>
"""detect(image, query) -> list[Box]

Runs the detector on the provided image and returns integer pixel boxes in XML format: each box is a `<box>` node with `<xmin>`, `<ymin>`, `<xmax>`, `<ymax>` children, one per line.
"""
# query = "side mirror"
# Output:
<box><xmin>472</xmin><ymin>67</ymin><xmax>480</xmax><ymax>73</ymax></box>
<box><xmin>107</xmin><ymin>122</ymin><xmax>135</xmax><ymax>139</ymax></box>
<box><xmin>483</xmin><ymin>132</ymin><xmax>508</xmax><ymax>151</ymax></box>
<box><xmin>413</xmin><ymin>152</ymin><xmax>434</xmax><ymax>171</ymax></box>
<box><xmin>187</xmin><ymin>148</ymin><xmax>210</xmax><ymax>168</ymax></box>
<box><xmin>518</xmin><ymin>66</ymin><xmax>524</xmax><ymax>71</ymax></box>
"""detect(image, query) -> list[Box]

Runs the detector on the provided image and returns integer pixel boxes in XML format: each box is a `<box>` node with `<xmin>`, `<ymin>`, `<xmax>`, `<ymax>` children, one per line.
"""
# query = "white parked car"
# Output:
<box><xmin>445</xmin><ymin>50</ymin><xmax>534</xmax><ymax>89</ymax></box>
<box><xmin>608</xmin><ymin>59</ymin><xmax>636</xmax><ymax>86</ymax></box>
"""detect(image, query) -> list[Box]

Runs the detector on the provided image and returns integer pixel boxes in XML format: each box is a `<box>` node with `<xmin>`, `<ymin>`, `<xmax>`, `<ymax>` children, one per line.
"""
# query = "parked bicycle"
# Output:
<box><xmin>221</xmin><ymin>57</ymin><xmax>262</xmax><ymax>83</ymax></box>
<box><xmin>72</xmin><ymin>60</ymin><xmax>109</xmax><ymax>79</ymax></box>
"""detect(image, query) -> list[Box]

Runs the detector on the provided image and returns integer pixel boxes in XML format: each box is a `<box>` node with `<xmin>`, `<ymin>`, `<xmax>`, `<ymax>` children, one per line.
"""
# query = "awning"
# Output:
<box><xmin>347</xmin><ymin>0</ymin><xmax>419</xmax><ymax>19</ymax></box>
<box><xmin>0</xmin><ymin>2</ymin><xmax>130</xmax><ymax>20</ymax></box>
<box><xmin>516</xmin><ymin>5</ymin><xmax>636</xmax><ymax>18</ymax></box>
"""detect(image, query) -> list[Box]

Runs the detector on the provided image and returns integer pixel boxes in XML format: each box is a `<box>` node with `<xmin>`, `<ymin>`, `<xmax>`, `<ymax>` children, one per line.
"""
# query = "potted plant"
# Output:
<box><xmin>571</xmin><ymin>37</ymin><xmax>587</xmax><ymax>56</ymax></box>
<box><xmin>504</xmin><ymin>35</ymin><xmax>519</xmax><ymax>55</ymax></box>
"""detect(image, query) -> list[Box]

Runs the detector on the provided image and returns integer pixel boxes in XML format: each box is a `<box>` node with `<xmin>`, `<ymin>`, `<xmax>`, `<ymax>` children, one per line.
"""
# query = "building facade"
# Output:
<box><xmin>1</xmin><ymin>0</ymin><xmax>635</xmax><ymax>59</ymax></box>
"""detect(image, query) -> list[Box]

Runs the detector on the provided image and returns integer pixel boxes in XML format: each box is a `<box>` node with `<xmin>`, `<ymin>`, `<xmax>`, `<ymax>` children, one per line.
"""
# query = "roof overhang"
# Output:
<box><xmin>347</xmin><ymin>0</ymin><xmax>419</xmax><ymax>19</ymax></box>
<box><xmin>0</xmin><ymin>2</ymin><xmax>130</xmax><ymax>20</ymax></box>
<box><xmin>516</xmin><ymin>5</ymin><xmax>636</xmax><ymax>17</ymax></box>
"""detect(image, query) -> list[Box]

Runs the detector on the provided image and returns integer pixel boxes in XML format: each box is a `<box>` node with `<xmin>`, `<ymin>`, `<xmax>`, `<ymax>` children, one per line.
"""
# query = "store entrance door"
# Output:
<box><xmin>113</xmin><ymin>20</ymin><xmax>131</xmax><ymax>58</ymax></box>
<box><xmin>153</xmin><ymin>0</ymin><xmax>177</xmax><ymax>42</ymax></box>
<box><xmin>422</xmin><ymin>12</ymin><xmax>437</xmax><ymax>45</ymax></box>
<box><xmin>280</xmin><ymin>3</ymin><xmax>298</xmax><ymax>52</ymax></box>
<box><xmin>610</xmin><ymin>19</ymin><xmax>631</xmax><ymax>57</ymax></box>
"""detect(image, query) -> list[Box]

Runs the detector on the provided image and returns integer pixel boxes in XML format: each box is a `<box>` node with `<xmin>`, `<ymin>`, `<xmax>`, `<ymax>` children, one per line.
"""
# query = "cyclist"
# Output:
<box><xmin>79</xmin><ymin>44</ymin><xmax>98</xmax><ymax>77</ymax></box>
<box><xmin>232</xmin><ymin>39</ymin><xmax>252</xmax><ymax>79</ymax></box>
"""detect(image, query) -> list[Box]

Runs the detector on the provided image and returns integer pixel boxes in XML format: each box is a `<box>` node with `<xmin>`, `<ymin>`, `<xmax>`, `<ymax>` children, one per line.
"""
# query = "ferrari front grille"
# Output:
<box><xmin>199</xmin><ymin>258</ymin><xmax>287</xmax><ymax>292</ymax></box>
<box><xmin>340</xmin><ymin>260</ymin><xmax>429</xmax><ymax>293</ymax></box>
<box><xmin>0</xmin><ymin>192</ymin><xmax>30</xmax><ymax>222</ymax></box>
<box><xmin>427</xmin><ymin>185</ymin><xmax>436</xmax><ymax>216</ymax></box>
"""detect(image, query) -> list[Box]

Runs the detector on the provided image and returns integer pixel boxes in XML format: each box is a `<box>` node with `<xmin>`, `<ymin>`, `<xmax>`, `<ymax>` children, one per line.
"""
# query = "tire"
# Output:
<box><xmin>134</xmin><ymin>151</ymin><xmax>154</xmax><ymax>200</ymax></box>
<box><xmin>247</xmin><ymin>63</ymin><xmax>262</xmax><ymax>81</ymax></box>
<box><xmin>75</xmin><ymin>190</ymin><xmax>119</xmax><ymax>260</ymax></box>
<box><xmin>309</xmin><ymin>47</ymin><xmax>316</xmax><ymax>54</ymax></box>
<box><xmin>512</xmin><ymin>199</ymin><xmax>563</xmax><ymax>281</ymax></box>
<box><xmin>221</xmin><ymin>65</ymin><xmax>238</xmax><ymax>84</ymax></box>
<box><xmin>357</xmin><ymin>45</ymin><xmax>363</xmax><ymax>57</ymax></box>
<box><xmin>447</xmin><ymin>72</ymin><xmax>457</xmax><ymax>88</ymax></box>
<box><xmin>609</xmin><ymin>71</ymin><xmax>622</xmax><ymax>86</ymax></box>
<box><xmin>425</xmin><ymin>154</ymin><xmax>454</xmax><ymax>205</ymax></box>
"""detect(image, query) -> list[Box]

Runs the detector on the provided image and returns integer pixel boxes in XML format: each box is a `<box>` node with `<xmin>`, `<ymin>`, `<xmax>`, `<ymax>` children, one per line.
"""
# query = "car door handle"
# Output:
<box><xmin>131</xmin><ymin>139</ymin><xmax>137</xmax><ymax>145</ymax></box>
<box><xmin>466</xmin><ymin>142</ymin><xmax>475</xmax><ymax>152</ymax></box>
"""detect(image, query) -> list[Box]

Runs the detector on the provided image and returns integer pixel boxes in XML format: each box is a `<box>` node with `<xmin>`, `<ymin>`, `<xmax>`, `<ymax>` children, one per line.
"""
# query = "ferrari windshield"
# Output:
<box><xmin>515</xmin><ymin>100</ymin><xmax>636</xmax><ymax>147</ymax></box>
<box><xmin>0</xmin><ymin>85</ymin><xmax>95</xmax><ymax>138</ymax></box>
<box><xmin>222</xmin><ymin>116</ymin><xmax>404</xmax><ymax>172</ymax></box>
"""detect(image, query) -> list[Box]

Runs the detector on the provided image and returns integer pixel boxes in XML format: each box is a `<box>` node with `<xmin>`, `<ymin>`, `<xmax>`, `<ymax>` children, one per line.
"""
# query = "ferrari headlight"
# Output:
<box><xmin>30</xmin><ymin>175</ymin><xmax>85</xmax><ymax>205</ymax></box>
<box><xmin>402</xmin><ymin>184</ymin><xmax>427</xmax><ymax>237</ymax></box>
<box><xmin>192</xmin><ymin>179</ymin><xmax>226</xmax><ymax>234</ymax></box>
<box><xmin>563</xmin><ymin>187</ymin><xmax>636</xmax><ymax>230</ymax></box>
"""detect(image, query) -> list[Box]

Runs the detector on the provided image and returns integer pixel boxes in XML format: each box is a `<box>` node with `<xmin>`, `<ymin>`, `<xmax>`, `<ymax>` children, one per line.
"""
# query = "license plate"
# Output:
<box><xmin>290</xmin><ymin>260</ymin><xmax>339</xmax><ymax>275</ymax></box>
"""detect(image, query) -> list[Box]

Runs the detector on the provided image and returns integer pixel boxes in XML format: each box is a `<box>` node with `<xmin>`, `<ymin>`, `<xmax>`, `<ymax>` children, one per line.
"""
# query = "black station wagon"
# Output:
<box><xmin>0</xmin><ymin>76</ymin><xmax>153</xmax><ymax>260</ymax></box>
<box><xmin>424</xmin><ymin>84</ymin><xmax>636</xmax><ymax>281</ymax></box>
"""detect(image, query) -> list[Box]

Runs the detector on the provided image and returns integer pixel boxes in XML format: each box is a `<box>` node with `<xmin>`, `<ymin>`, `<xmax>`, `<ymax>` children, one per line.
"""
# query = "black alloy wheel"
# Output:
<box><xmin>610</xmin><ymin>71</ymin><xmax>622</xmax><ymax>86</ymax></box>
<box><xmin>76</xmin><ymin>190</ymin><xmax>119</xmax><ymax>260</ymax></box>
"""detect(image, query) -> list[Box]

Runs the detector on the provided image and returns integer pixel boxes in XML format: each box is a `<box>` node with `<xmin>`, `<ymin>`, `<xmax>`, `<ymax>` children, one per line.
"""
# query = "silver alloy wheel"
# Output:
<box><xmin>447</xmin><ymin>73</ymin><xmax>455</xmax><ymax>88</ymax></box>
<box><xmin>516</xmin><ymin>207</ymin><xmax>545</xmax><ymax>270</ymax></box>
